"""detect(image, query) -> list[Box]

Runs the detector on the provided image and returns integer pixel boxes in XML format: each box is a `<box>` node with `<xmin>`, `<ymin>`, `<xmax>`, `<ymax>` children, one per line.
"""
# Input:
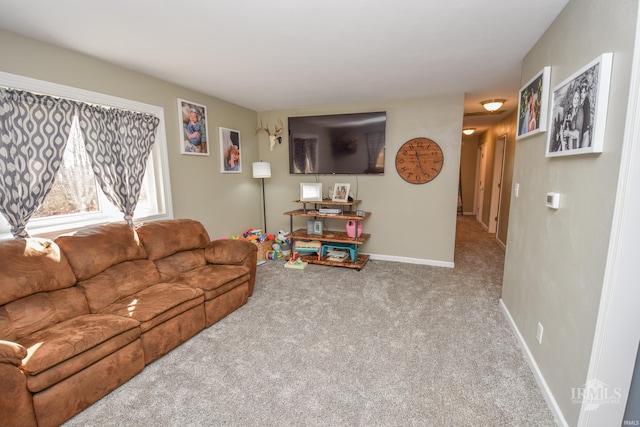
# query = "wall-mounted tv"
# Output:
<box><xmin>288</xmin><ymin>112</ymin><xmax>386</xmax><ymax>175</ymax></box>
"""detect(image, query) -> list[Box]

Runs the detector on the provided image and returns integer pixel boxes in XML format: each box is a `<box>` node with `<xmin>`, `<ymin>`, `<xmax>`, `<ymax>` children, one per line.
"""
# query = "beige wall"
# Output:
<box><xmin>0</xmin><ymin>29</ymin><xmax>261</xmax><ymax>239</ymax></box>
<box><xmin>257</xmin><ymin>94</ymin><xmax>465</xmax><ymax>264</ymax></box>
<box><xmin>0</xmin><ymin>29</ymin><xmax>465</xmax><ymax>265</ymax></box>
<box><xmin>501</xmin><ymin>0</ymin><xmax>637</xmax><ymax>424</ymax></box>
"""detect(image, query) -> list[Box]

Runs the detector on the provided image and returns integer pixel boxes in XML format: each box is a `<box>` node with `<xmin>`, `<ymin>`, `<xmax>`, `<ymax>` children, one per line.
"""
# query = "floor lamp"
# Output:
<box><xmin>252</xmin><ymin>161</ymin><xmax>271</xmax><ymax>232</ymax></box>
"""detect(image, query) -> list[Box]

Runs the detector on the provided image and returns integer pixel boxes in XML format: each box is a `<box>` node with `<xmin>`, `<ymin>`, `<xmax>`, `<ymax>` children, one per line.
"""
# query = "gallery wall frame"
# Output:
<box><xmin>177</xmin><ymin>98</ymin><xmax>209</xmax><ymax>156</ymax></box>
<box><xmin>546</xmin><ymin>53</ymin><xmax>613</xmax><ymax>157</ymax></box>
<box><xmin>219</xmin><ymin>127</ymin><xmax>242</xmax><ymax>173</ymax></box>
<box><xmin>517</xmin><ymin>66</ymin><xmax>551</xmax><ymax>140</ymax></box>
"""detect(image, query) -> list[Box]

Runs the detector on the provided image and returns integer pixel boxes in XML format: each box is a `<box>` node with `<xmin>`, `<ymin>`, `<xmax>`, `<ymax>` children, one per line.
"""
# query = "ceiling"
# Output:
<box><xmin>0</xmin><ymin>0</ymin><xmax>568</xmax><ymax>134</ymax></box>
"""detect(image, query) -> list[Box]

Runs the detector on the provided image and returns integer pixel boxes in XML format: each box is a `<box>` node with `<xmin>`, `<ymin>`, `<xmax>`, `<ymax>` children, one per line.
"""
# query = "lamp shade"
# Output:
<box><xmin>252</xmin><ymin>161</ymin><xmax>271</xmax><ymax>178</ymax></box>
<box><xmin>481</xmin><ymin>99</ymin><xmax>506</xmax><ymax>112</ymax></box>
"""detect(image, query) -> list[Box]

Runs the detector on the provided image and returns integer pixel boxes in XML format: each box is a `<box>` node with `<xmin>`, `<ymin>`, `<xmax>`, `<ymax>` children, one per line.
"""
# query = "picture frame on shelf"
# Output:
<box><xmin>546</xmin><ymin>52</ymin><xmax>613</xmax><ymax>157</ymax></box>
<box><xmin>300</xmin><ymin>182</ymin><xmax>323</xmax><ymax>202</ymax></box>
<box><xmin>332</xmin><ymin>183</ymin><xmax>350</xmax><ymax>202</ymax></box>
<box><xmin>517</xmin><ymin>66</ymin><xmax>551</xmax><ymax>140</ymax></box>
<box><xmin>219</xmin><ymin>127</ymin><xmax>242</xmax><ymax>173</ymax></box>
<box><xmin>177</xmin><ymin>98</ymin><xmax>209</xmax><ymax>156</ymax></box>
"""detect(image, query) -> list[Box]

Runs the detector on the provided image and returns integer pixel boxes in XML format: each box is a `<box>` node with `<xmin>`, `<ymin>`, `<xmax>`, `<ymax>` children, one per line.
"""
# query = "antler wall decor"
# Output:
<box><xmin>256</xmin><ymin>118</ymin><xmax>284</xmax><ymax>151</ymax></box>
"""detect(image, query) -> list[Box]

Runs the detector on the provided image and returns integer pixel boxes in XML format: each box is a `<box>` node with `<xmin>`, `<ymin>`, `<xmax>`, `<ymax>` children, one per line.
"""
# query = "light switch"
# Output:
<box><xmin>514</xmin><ymin>183</ymin><xmax>520</xmax><ymax>198</ymax></box>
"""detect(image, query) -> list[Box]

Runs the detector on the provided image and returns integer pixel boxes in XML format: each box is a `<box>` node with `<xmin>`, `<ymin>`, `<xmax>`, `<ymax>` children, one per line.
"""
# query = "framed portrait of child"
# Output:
<box><xmin>177</xmin><ymin>98</ymin><xmax>209</xmax><ymax>156</ymax></box>
<box><xmin>219</xmin><ymin>127</ymin><xmax>242</xmax><ymax>173</ymax></box>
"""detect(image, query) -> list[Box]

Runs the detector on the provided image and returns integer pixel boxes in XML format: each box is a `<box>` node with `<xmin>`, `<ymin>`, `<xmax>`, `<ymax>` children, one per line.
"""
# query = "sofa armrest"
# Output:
<box><xmin>205</xmin><ymin>239</ymin><xmax>257</xmax><ymax>265</ymax></box>
<box><xmin>0</xmin><ymin>340</ymin><xmax>27</xmax><ymax>367</ymax></box>
<box><xmin>0</xmin><ymin>341</ymin><xmax>36</xmax><ymax>427</ymax></box>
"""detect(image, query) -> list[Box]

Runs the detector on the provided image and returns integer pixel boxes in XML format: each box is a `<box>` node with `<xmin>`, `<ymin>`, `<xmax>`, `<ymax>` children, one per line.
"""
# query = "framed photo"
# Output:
<box><xmin>332</xmin><ymin>183</ymin><xmax>350</xmax><ymax>202</ymax></box>
<box><xmin>546</xmin><ymin>53</ymin><xmax>613</xmax><ymax>157</ymax></box>
<box><xmin>219</xmin><ymin>127</ymin><xmax>242</xmax><ymax>173</ymax></box>
<box><xmin>300</xmin><ymin>183</ymin><xmax>323</xmax><ymax>202</ymax></box>
<box><xmin>177</xmin><ymin>99</ymin><xmax>209</xmax><ymax>156</ymax></box>
<box><xmin>517</xmin><ymin>66</ymin><xmax>551</xmax><ymax>140</ymax></box>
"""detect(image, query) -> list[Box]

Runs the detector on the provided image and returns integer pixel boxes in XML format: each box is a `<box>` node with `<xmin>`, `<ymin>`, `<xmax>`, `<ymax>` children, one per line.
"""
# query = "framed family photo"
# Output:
<box><xmin>177</xmin><ymin>99</ymin><xmax>209</xmax><ymax>156</ymax></box>
<box><xmin>517</xmin><ymin>66</ymin><xmax>550</xmax><ymax>140</ymax></box>
<box><xmin>332</xmin><ymin>183</ymin><xmax>350</xmax><ymax>202</ymax></box>
<box><xmin>219</xmin><ymin>127</ymin><xmax>242</xmax><ymax>173</ymax></box>
<box><xmin>546</xmin><ymin>53</ymin><xmax>613</xmax><ymax>157</ymax></box>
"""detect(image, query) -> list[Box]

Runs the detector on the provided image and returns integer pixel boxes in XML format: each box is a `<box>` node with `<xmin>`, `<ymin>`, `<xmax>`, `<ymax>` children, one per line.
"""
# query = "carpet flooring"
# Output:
<box><xmin>63</xmin><ymin>216</ymin><xmax>556</xmax><ymax>426</ymax></box>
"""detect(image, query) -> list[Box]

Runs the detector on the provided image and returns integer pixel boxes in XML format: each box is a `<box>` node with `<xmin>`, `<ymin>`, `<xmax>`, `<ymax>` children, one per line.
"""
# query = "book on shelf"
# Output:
<box><xmin>326</xmin><ymin>249</ymin><xmax>348</xmax><ymax>262</ymax></box>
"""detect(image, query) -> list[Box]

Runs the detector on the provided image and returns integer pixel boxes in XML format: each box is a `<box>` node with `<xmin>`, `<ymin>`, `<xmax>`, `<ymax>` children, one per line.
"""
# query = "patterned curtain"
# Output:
<box><xmin>0</xmin><ymin>88</ymin><xmax>74</xmax><ymax>238</ymax></box>
<box><xmin>78</xmin><ymin>104</ymin><xmax>159</xmax><ymax>226</ymax></box>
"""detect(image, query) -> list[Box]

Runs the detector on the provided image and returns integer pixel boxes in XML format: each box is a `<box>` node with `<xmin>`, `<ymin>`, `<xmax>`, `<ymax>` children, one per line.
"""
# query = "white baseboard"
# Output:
<box><xmin>499</xmin><ymin>299</ymin><xmax>569</xmax><ymax>427</ymax></box>
<box><xmin>367</xmin><ymin>253</ymin><xmax>455</xmax><ymax>268</ymax></box>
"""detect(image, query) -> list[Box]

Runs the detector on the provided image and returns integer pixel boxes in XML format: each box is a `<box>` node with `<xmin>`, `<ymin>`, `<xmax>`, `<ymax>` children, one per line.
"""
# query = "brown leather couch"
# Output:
<box><xmin>0</xmin><ymin>219</ymin><xmax>257</xmax><ymax>427</ymax></box>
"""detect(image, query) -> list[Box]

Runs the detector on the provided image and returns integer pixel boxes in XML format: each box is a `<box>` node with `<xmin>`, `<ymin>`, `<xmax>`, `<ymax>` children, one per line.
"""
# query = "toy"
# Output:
<box><xmin>292</xmin><ymin>240</ymin><xmax>322</xmax><ymax>261</ymax></box>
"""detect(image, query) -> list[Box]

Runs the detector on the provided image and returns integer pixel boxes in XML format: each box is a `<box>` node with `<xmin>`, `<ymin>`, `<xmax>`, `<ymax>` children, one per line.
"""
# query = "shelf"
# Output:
<box><xmin>297</xmin><ymin>252</ymin><xmax>370</xmax><ymax>270</ymax></box>
<box><xmin>283</xmin><ymin>209</ymin><xmax>370</xmax><ymax>221</ymax></box>
<box><xmin>293</xmin><ymin>199</ymin><xmax>361</xmax><ymax>206</ymax></box>
<box><xmin>287</xmin><ymin>229</ymin><xmax>370</xmax><ymax>245</ymax></box>
<box><xmin>285</xmin><ymin>199</ymin><xmax>371</xmax><ymax>270</ymax></box>
<box><xmin>292</xmin><ymin>199</ymin><xmax>361</xmax><ymax>215</ymax></box>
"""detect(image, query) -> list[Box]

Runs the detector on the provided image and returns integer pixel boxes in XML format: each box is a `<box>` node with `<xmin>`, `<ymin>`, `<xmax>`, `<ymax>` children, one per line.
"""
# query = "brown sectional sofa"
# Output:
<box><xmin>0</xmin><ymin>219</ymin><xmax>257</xmax><ymax>427</ymax></box>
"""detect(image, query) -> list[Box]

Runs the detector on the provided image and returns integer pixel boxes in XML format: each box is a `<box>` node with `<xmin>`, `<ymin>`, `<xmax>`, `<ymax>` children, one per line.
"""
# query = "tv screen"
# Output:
<box><xmin>288</xmin><ymin>112</ymin><xmax>386</xmax><ymax>175</ymax></box>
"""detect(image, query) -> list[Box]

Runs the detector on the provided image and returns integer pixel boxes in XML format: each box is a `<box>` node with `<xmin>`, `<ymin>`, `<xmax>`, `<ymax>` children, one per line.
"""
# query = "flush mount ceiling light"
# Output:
<box><xmin>462</xmin><ymin>128</ymin><xmax>476</xmax><ymax>135</ymax></box>
<box><xmin>481</xmin><ymin>99</ymin><xmax>506</xmax><ymax>112</ymax></box>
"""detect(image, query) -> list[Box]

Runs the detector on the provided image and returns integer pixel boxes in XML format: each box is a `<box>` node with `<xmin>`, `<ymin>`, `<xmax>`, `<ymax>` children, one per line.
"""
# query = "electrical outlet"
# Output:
<box><xmin>536</xmin><ymin>322</ymin><xmax>544</xmax><ymax>344</ymax></box>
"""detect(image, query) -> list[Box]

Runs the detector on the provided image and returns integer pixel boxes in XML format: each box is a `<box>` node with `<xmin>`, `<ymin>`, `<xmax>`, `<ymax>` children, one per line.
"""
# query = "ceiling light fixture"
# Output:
<box><xmin>462</xmin><ymin>128</ymin><xmax>476</xmax><ymax>136</ymax></box>
<box><xmin>481</xmin><ymin>99</ymin><xmax>506</xmax><ymax>112</ymax></box>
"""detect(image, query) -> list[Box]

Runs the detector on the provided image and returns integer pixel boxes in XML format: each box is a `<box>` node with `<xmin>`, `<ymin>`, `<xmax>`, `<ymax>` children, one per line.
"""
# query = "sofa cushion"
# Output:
<box><xmin>56</xmin><ymin>223</ymin><xmax>148</xmax><ymax>281</ymax></box>
<box><xmin>172</xmin><ymin>264</ymin><xmax>251</xmax><ymax>300</ymax></box>
<box><xmin>1</xmin><ymin>287</ymin><xmax>90</xmax><ymax>341</ymax></box>
<box><xmin>137</xmin><ymin>219</ymin><xmax>210</xmax><ymax>261</ymax></box>
<box><xmin>205</xmin><ymin>239</ymin><xmax>257</xmax><ymax>265</ymax></box>
<box><xmin>0</xmin><ymin>238</ymin><xmax>76</xmax><ymax>306</ymax></box>
<box><xmin>77</xmin><ymin>259</ymin><xmax>161</xmax><ymax>313</ymax></box>
<box><xmin>153</xmin><ymin>249</ymin><xmax>206</xmax><ymax>281</ymax></box>
<box><xmin>19</xmin><ymin>313</ymin><xmax>140</xmax><ymax>391</ymax></box>
<box><xmin>99</xmin><ymin>283</ymin><xmax>204</xmax><ymax>333</ymax></box>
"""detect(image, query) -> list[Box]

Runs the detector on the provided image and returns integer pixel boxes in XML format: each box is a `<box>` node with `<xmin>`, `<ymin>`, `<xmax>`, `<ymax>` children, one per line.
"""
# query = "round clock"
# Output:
<box><xmin>395</xmin><ymin>137</ymin><xmax>444</xmax><ymax>184</ymax></box>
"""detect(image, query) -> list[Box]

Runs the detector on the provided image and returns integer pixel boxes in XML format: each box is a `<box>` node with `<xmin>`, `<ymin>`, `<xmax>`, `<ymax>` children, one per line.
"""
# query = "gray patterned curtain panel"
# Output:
<box><xmin>78</xmin><ymin>104</ymin><xmax>160</xmax><ymax>226</ymax></box>
<box><xmin>0</xmin><ymin>88</ymin><xmax>75</xmax><ymax>238</ymax></box>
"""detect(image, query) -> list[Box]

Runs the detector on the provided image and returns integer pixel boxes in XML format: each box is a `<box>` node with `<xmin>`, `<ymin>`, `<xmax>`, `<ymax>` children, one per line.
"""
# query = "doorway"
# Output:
<box><xmin>488</xmin><ymin>135</ymin><xmax>506</xmax><ymax>234</ymax></box>
<box><xmin>475</xmin><ymin>144</ymin><xmax>487</xmax><ymax>227</ymax></box>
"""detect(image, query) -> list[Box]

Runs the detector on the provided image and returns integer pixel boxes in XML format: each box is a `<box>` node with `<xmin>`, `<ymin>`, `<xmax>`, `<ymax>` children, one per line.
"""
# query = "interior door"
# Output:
<box><xmin>488</xmin><ymin>135</ymin><xmax>506</xmax><ymax>234</ymax></box>
<box><xmin>475</xmin><ymin>144</ymin><xmax>487</xmax><ymax>226</ymax></box>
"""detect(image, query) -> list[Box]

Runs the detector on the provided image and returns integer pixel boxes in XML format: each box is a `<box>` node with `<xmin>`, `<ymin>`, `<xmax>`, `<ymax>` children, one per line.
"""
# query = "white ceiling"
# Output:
<box><xmin>0</xmin><ymin>0</ymin><xmax>568</xmax><ymax>132</ymax></box>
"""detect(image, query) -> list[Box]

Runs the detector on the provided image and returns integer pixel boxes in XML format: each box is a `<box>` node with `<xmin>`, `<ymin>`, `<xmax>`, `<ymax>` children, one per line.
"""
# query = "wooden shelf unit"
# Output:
<box><xmin>284</xmin><ymin>200</ymin><xmax>370</xmax><ymax>270</ymax></box>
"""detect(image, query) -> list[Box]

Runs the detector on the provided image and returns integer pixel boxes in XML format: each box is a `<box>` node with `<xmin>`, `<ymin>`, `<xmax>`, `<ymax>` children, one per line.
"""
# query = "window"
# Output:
<box><xmin>0</xmin><ymin>71</ymin><xmax>173</xmax><ymax>240</ymax></box>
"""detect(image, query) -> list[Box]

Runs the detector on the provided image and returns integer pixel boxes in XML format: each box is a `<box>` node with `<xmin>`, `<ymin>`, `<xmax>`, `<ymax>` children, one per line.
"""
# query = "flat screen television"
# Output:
<box><xmin>288</xmin><ymin>112</ymin><xmax>386</xmax><ymax>175</ymax></box>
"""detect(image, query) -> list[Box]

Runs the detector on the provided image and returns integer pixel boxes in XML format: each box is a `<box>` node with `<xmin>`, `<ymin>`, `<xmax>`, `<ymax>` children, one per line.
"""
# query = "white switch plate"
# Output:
<box><xmin>514</xmin><ymin>183</ymin><xmax>519</xmax><ymax>198</ymax></box>
<box><xmin>546</xmin><ymin>192</ymin><xmax>560</xmax><ymax>209</ymax></box>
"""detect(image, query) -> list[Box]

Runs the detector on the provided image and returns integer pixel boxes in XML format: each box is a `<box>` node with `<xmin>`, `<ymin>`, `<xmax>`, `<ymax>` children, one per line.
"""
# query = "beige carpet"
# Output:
<box><xmin>63</xmin><ymin>216</ymin><xmax>556</xmax><ymax>426</ymax></box>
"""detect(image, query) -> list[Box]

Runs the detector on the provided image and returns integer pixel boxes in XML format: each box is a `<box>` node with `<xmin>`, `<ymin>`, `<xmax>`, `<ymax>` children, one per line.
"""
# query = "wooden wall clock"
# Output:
<box><xmin>395</xmin><ymin>137</ymin><xmax>444</xmax><ymax>184</ymax></box>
